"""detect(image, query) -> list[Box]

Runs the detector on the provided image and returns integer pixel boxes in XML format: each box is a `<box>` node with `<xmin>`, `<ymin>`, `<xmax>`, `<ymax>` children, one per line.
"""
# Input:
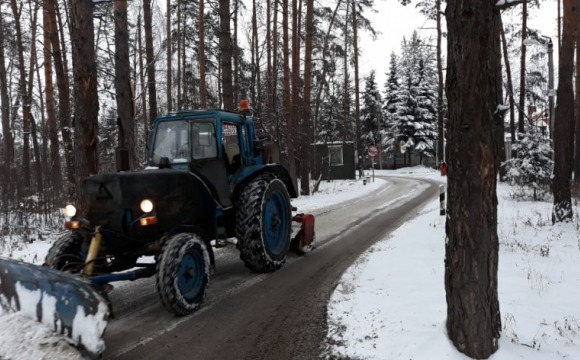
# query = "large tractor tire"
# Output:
<box><xmin>44</xmin><ymin>233</ymin><xmax>84</xmax><ymax>272</ymax></box>
<box><xmin>156</xmin><ymin>233</ymin><xmax>210</xmax><ymax>315</ymax></box>
<box><xmin>236</xmin><ymin>175</ymin><xmax>292</xmax><ymax>272</ymax></box>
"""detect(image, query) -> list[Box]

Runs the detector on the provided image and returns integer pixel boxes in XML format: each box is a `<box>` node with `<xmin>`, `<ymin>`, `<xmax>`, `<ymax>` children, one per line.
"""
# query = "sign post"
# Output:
<box><xmin>367</xmin><ymin>145</ymin><xmax>379</xmax><ymax>182</ymax></box>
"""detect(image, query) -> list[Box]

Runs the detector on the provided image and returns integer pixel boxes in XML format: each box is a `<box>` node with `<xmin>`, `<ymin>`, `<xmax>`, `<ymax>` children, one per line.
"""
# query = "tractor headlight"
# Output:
<box><xmin>64</xmin><ymin>204</ymin><xmax>77</xmax><ymax>217</ymax></box>
<box><xmin>140</xmin><ymin>199</ymin><xmax>154</xmax><ymax>213</ymax></box>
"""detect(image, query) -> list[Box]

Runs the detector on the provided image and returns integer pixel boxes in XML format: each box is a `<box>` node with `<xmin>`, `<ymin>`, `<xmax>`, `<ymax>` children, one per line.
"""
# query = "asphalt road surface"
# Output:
<box><xmin>103</xmin><ymin>176</ymin><xmax>440</xmax><ymax>360</ymax></box>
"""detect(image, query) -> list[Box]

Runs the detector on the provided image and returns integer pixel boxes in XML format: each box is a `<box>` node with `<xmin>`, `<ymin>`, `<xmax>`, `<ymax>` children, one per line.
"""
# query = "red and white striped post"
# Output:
<box><xmin>439</xmin><ymin>184</ymin><xmax>446</xmax><ymax>216</ymax></box>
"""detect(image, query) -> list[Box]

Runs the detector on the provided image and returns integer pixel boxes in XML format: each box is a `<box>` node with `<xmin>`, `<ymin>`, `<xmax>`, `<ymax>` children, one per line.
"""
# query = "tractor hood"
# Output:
<box><xmin>81</xmin><ymin>169</ymin><xmax>217</xmax><ymax>240</ymax></box>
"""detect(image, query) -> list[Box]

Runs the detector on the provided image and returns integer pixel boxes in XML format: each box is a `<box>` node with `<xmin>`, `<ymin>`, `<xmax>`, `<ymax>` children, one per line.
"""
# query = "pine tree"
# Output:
<box><xmin>412</xmin><ymin>58</ymin><xmax>437</xmax><ymax>159</ymax></box>
<box><xmin>361</xmin><ymin>70</ymin><xmax>383</xmax><ymax>148</ymax></box>
<box><xmin>502</xmin><ymin>129</ymin><xmax>553</xmax><ymax>200</ymax></box>
<box><xmin>383</xmin><ymin>52</ymin><xmax>401</xmax><ymax>165</ymax></box>
<box><xmin>392</xmin><ymin>31</ymin><xmax>438</xmax><ymax>164</ymax></box>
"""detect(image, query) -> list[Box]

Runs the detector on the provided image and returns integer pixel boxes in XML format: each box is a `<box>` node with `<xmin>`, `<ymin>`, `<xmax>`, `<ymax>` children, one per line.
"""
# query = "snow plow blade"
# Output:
<box><xmin>0</xmin><ymin>257</ymin><xmax>110</xmax><ymax>358</ymax></box>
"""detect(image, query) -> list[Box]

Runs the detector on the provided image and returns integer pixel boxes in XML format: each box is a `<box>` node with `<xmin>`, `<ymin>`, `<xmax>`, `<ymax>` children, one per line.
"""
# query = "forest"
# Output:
<box><xmin>0</xmin><ymin>0</ymin><xmax>579</xmax><ymax>358</ymax></box>
<box><xmin>0</xmin><ymin>0</ymin><xmax>576</xmax><ymax>235</ymax></box>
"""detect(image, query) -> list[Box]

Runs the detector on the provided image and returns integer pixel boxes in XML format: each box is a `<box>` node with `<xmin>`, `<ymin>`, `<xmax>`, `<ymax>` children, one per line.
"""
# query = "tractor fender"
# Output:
<box><xmin>232</xmin><ymin>164</ymin><xmax>298</xmax><ymax>199</ymax></box>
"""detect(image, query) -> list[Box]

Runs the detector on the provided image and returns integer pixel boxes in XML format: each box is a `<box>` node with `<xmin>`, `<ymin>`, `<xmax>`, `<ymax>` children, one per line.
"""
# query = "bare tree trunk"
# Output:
<box><xmin>254</xmin><ymin>0</ymin><xmax>262</xmax><ymax>114</ymax></box>
<box><xmin>219</xmin><ymin>0</ymin><xmax>234</xmax><ymax>110</ymax></box>
<box><xmin>199</xmin><ymin>0</ymin><xmax>207</xmax><ymax>108</ymax></box>
<box><xmin>27</xmin><ymin>1</ymin><xmax>43</xmax><ymax>194</ymax></box>
<box><xmin>114</xmin><ymin>0</ymin><xmax>136</xmax><ymax>170</ymax></box>
<box><xmin>313</xmin><ymin>0</ymin><xmax>342</xmax><ymax>134</ymax></box>
<box><xmin>70</xmin><ymin>0</ymin><xmax>100</xmax><ymax>205</ymax></box>
<box><xmin>436</xmin><ymin>0</ymin><xmax>444</xmax><ymax>163</ymax></box>
<box><xmin>300</xmin><ymin>0</ymin><xmax>314</xmax><ymax>196</ymax></box>
<box><xmin>0</xmin><ymin>11</ymin><xmax>13</xmax><ymax>171</ymax></box>
<box><xmin>552</xmin><ymin>0</ymin><xmax>576</xmax><ymax>222</ymax></box>
<box><xmin>283</xmin><ymin>0</ymin><xmax>297</xmax><ymax>183</ymax></box>
<box><xmin>343</xmin><ymin>1</ymin><xmax>350</xmax><ymax>142</ymax></box>
<box><xmin>50</xmin><ymin>0</ymin><xmax>75</xmax><ymax>193</ymax></box>
<box><xmin>558</xmin><ymin>0</ymin><xmax>562</xmax><ymax>51</ymax></box>
<box><xmin>494</xmin><ymin>15</ymin><xmax>506</xmax><ymax>179</ymax></box>
<box><xmin>166</xmin><ymin>0</ymin><xmax>172</xmax><ymax>112</ymax></box>
<box><xmin>176</xmin><ymin>2</ymin><xmax>182</xmax><ymax>109</ymax></box>
<box><xmin>43</xmin><ymin>0</ymin><xmax>62</xmax><ymax>192</ymax></box>
<box><xmin>251</xmin><ymin>0</ymin><xmax>257</xmax><ymax>106</ymax></box>
<box><xmin>445</xmin><ymin>0</ymin><xmax>501</xmax><ymax>357</ymax></box>
<box><xmin>500</xmin><ymin>17</ymin><xmax>516</xmax><ymax>154</ymax></box>
<box><xmin>233</xmin><ymin>0</ymin><xmax>240</xmax><ymax>101</ymax></box>
<box><xmin>352</xmin><ymin>1</ymin><xmax>362</xmax><ymax>177</ymax></box>
<box><xmin>518</xmin><ymin>0</ymin><xmax>527</xmax><ymax>135</ymax></box>
<box><xmin>10</xmin><ymin>0</ymin><xmax>31</xmax><ymax>191</ymax></box>
<box><xmin>266</xmin><ymin>0</ymin><xmax>272</xmax><ymax>117</ymax></box>
<box><xmin>291</xmin><ymin>0</ymin><xmax>301</xmax><ymax>176</ymax></box>
<box><xmin>575</xmin><ymin>0</ymin><xmax>580</xmax><ymax>184</ymax></box>
<box><xmin>143</xmin><ymin>0</ymin><xmax>158</xmax><ymax>123</ymax></box>
<box><xmin>138</xmin><ymin>13</ymin><xmax>149</xmax><ymax>142</ymax></box>
<box><xmin>272</xmin><ymin>0</ymin><xmax>279</xmax><ymax>118</ymax></box>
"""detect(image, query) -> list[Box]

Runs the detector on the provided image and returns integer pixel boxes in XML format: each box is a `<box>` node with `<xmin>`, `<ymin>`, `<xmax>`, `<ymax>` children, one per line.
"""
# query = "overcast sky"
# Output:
<box><xmin>359</xmin><ymin>0</ymin><xmax>559</xmax><ymax>88</ymax></box>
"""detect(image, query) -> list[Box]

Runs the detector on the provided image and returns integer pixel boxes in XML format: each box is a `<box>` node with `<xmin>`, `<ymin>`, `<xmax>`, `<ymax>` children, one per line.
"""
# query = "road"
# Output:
<box><xmin>103</xmin><ymin>176</ymin><xmax>440</xmax><ymax>360</ymax></box>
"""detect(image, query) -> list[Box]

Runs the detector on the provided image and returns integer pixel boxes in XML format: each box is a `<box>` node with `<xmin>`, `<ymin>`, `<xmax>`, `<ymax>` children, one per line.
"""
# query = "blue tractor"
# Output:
<box><xmin>0</xmin><ymin>103</ymin><xmax>315</xmax><ymax>357</ymax></box>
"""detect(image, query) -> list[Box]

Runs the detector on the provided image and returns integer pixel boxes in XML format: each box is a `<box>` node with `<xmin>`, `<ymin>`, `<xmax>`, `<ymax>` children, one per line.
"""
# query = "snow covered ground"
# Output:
<box><xmin>1</xmin><ymin>166</ymin><xmax>579</xmax><ymax>359</ymax></box>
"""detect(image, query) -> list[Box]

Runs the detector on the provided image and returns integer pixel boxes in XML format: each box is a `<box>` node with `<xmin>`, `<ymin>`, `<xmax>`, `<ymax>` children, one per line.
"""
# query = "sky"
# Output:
<box><xmin>359</xmin><ymin>0</ymin><xmax>560</xmax><ymax>87</ymax></box>
<box><xmin>2</xmin><ymin>166</ymin><xmax>579</xmax><ymax>359</ymax></box>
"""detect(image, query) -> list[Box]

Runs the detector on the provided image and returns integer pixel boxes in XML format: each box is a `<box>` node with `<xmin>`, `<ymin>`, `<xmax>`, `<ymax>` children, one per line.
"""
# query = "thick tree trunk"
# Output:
<box><xmin>114</xmin><ymin>0</ymin><xmax>136</xmax><ymax>170</ymax></box>
<box><xmin>552</xmin><ymin>0</ymin><xmax>576</xmax><ymax>222</ymax></box>
<box><xmin>300</xmin><ymin>0</ymin><xmax>314</xmax><ymax>196</ymax></box>
<box><xmin>143</xmin><ymin>0</ymin><xmax>158</xmax><ymax>123</ymax></box>
<box><xmin>219</xmin><ymin>0</ymin><xmax>234</xmax><ymax>110</ymax></box>
<box><xmin>199</xmin><ymin>0</ymin><xmax>207</xmax><ymax>108</ymax></box>
<box><xmin>445</xmin><ymin>0</ymin><xmax>501</xmax><ymax>358</ymax></box>
<box><xmin>517</xmin><ymin>0</ymin><xmax>527</xmax><ymax>135</ymax></box>
<box><xmin>70</xmin><ymin>0</ymin><xmax>100</xmax><ymax>205</ymax></box>
<box><xmin>343</xmin><ymin>2</ymin><xmax>350</xmax><ymax>143</ymax></box>
<box><xmin>43</xmin><ymin>0</ymin><xmax>62</xmax><ymax>192</ymax></box>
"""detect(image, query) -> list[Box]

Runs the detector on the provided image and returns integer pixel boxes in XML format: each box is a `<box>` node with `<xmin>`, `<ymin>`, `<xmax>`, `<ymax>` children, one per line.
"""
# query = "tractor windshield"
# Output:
<box><xmin>151</xmin><ymin>119</ymin><xmax>217</xmax><ymax>166</ymax></box>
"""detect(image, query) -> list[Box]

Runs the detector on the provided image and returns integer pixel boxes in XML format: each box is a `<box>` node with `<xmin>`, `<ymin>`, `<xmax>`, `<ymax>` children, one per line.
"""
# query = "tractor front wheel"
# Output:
<box><xmin>44</xmin><ymin>233</ymin><xmax>84</xmax><ymax>272</ymax></box>
<box><xmin>236</xmin><ymin>175</ymin><xmax>292</xmax><ymax>272</ymax></box>
<box><xmin>156</xmin><ymin>233</ymin><xmax>210</xmax><ymax>315</ymax></box>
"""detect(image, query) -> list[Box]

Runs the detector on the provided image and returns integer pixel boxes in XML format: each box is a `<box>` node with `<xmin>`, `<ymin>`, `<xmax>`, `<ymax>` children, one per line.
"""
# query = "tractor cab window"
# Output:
<box><xmin>152</xmin><ymin>121</ymin><xmax>190</xmax><ymax>164</ymax></box>
<box><xmin>222</xmin><ymin>123</ymin><xmax>241</xmax><ymax>172</ymax></box>
<box><xmin>151</xmin><ymin>119</ymin><xmax>217</xmax><ymax>165</ymax></box>
<box><xmin>192</xmin><ymin>122</ymin><xmax>217</xmax><ymax>160</ymax></box>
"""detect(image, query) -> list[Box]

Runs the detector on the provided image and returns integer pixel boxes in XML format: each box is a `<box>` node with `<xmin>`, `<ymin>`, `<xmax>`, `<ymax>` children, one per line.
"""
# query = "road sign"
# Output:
<box><xmin>367</xmin><ymin>145</ymin><xmax>379</xmax><ymax>158</ymax></box>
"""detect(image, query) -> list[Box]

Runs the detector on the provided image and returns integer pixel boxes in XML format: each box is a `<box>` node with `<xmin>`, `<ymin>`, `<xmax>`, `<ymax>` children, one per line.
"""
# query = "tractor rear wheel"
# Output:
<box><xmin>156</xmin><ymin>233</ymin><xmax>210</xmax><ymax>315</ymax></box>
<box><xmin>236</xmin><ymin>175</ymin><xmax>292</xmax><ymax>272</ymax></box>
<box><xmin>44</xmin><ymin>233</ymin><xmax>84</xmax><ymax>272</ymax></box>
